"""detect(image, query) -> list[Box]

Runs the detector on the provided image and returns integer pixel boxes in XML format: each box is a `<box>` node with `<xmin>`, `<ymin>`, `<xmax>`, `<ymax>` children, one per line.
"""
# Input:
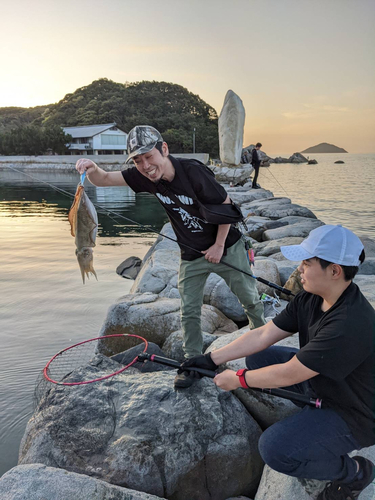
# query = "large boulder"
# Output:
<box><xmin>162</xmin><ymin>329</ymin><xmax>218</xmax><ymax>363</ymax></box>
<box><xmin>288</xmin><ymin>152</ymin><xmax>308</xmax><ymax>163</ymax></box>
<box><xmin>252</xmin><ymin>204</ymin><xmax>317</xmax><ymax>220</ymax></box>
<box><xmin>98</xmin><ymin>293</ymin><xmax>237</xmax><ymax>354</ymax></box>
<box><xmin>354</xmin><ymin>275</ymin><xmax>375</xmax><ymax>308</ymax></box>
<box><xmin>20</xmin><ymin>363</ymin><xmax>264</xmax><ymax>500</ymax></box>
<box><xmin>100</xmin><ymin>293</ymin><xmax>236</xmax><ymax>354</ymax></box>
<box><xmin>204</xmin><ymin>273</ymin><xmax>248</xmax><ymax>322</ymax></box>
<box><xmin>219</xmin><ymin>90</ymin><xmax>245</xmax><ymax>166</ymax></box>
<box><xmin>206</xmin><ymin>332</ymin><xmax>300</xmax><ymax>431</ymax></box>
<box><xmin>229</xmin><ymin>190</ymin><xmax>274</xmax><ymax>206</ymax></box>
<box><xmin>210</xmin><ymin>165</ymin><xmax>253</xmax><ymax>184</ymax></box>
<box><xmin>131</xmin><ymin>225</ymin><xmax>180</xmax><ymax>296</ymax></box>
<box><xmin>262</xmin><ymin>219</ymin><xmax>324</xmax><ymax>241</ymax></box>
<box><xmin>244</xmin><ymin>216</ymin><xmax>288</xmax><ymax>241</ymax></box>
<box><xmin>252</xmin><ymin>259</ymin><xmax>281</xmax><ymax>296</ymax></box>
<box><xmin>253</xmin><ymin>237</ymin><xmax>305</xmax><ymax>257</ymax></box>
<box><xmin>0</xmin><ymin>464</ymin><xmax>165</xmax><ymax>500</ymax></box>
<box><xmin>254</xmin><ymin>465</ymin><xmax>325</xmax><ymax>500</ymax></box>
<box><xmin>358</xmin><ymin>257</ymin><xmax>375</xmax><ymax>275</ymax></box>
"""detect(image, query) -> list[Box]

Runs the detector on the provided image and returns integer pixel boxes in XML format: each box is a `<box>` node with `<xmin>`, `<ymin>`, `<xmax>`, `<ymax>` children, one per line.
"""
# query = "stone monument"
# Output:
<box><xmin>218</xmin><ymin>89</ymin><xmax>246</xmax><ymax>167</ymax></box>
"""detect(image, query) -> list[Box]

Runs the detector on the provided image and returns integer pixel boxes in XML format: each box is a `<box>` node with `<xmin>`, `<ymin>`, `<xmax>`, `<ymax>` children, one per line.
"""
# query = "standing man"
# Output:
<box><xmin>75</xmin><ymin>125</ymin><xmax>265</xmax><ymax>388</ymax></box>
<box><xmin>251</xmin><ymin>142</ymin><xmax>262</xmax><ymax>189</ymax></box>
<box><xmin>183</xmin><ymin>225</ymin><xmax>375</xmax><ymax>500</ymax></box>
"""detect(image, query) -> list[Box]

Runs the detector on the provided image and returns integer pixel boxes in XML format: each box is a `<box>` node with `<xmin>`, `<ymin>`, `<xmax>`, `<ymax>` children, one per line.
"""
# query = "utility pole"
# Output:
<box><xmin>192</xmin><ymin>128</ymin><xmax>196</xmax><ymax>154</ymax></box>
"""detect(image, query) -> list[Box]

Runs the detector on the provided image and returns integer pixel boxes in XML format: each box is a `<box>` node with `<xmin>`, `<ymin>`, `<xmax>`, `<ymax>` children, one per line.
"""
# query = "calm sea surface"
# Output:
<box><xmin>0</xmin><ymin>153</ymin><xmax>374</xmax><ymax>476</ymax></box>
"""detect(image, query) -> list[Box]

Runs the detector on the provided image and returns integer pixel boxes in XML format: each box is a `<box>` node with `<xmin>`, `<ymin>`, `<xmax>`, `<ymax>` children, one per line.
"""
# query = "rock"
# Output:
<box><xmin>360</xmin><ymin>236</ymin><xmax>375</xmax><ymax>258</ymax></box>
<box><xmin>288</xmin><ymin>152</ymin><xmax>308</xmax><ymax>163</ymax></box>
<box><xmin>116</xmin><ymin>256</ymin><xmax>142</xmax><ymax>279</ymax></box>
<box><xmin>307</xmin><ymin>159</ymin><xmax>318</xmax><ymax>164</ymax></box>
<box><xmin>273</xmin><ymin>157</ymin><xmax>290</xmax><ymax>163</ymax></box>
<box><xmin>358</xmin><ymin>257</ymin><xmax>375</xmax><ymax>275</ymax></box>
<box><xmin>99</xmin><ymin>294</ymin><xmax>237</xmax><ymax>354</ymax></box>
<box><xmin>254</xmin><ymin>448</ymin><xmax>375</xmax><ymax>500</ymax></box>
<box><xmin>354</xmin><ymin>275</ymin><xmax>375</xmax><ymax>308</ymax></box>
<box><xmin>219</xmin><ymin>90</ymin><xmax>246</xmax><ymax>166</ymax></box>
<box><xmin>111</xmin><ymin>342</ymin><xmax>176</xmax><ymax>373</ymax></box>
<box><xmin>204</xmin><ymin>274</ymin><xmax>248</xmax><ymax>322</ymax></box>
<box><xmin>253</xmin><ymin>259</ymin><xmax>281</xmax><ymax>296</ymax></box>
<box><xmin>207</xmin><ymin>331</ymin><xmax>300</xmax><ymax>430</ymax></box>
<box><xmin>253</xmin><ymin>204</ymin><xmax>317</xmax><ymax>220</ymax></box>
<box><xmin>334</xmin><ymin>160</ymin><xmax>345</xmax><ymax>164</ymax></box>
<box><xmin>273</xmin><ymin>260</ymin><xmax>300</xmax><ymax>285</ymax></box>
<box><xmin>0</xmin><ymin>464</ymin><xmax>165</xmax><ymax>500</ymax></box>
<box><xmin>210</xmin><ymin>165</ymin><xmax>253</xmax><ymax>184</ymax></box>
<box><xmin>20</xmin><ymin>370</ymin><xmax>264</xmax><ymax>500</ymax></box>
<box><xmin>162</xmin><ymin>330</ymin><xmax>218</xmax><ymax>362</ymax></box>
<box><xmin>253</xmin><ymin>237</ymin><xmax>305</xmax><ymax>257</ymax></box>
<box><xmin>262</xmin><ymin>219</ymin><xmax>324</xmax><ymax>241</ymax></box>
<box><xmin>131</xmin><ymin>242</ymin><xmax>180</xmax><ymax>296</ymax></box>
<box><xmin>243</xmin><ymin>197</ymin><xmax>292</xmax><ymax>211</ymax></box>
<box><xmin>282</xmin><ymin>268</ymin><xmax>303</xmax><ymax>299</ymax></box>
<box><xmin>244</xmin><ymin>216</ymin><xmax>288</xmax><ymax>241</ymax></box>
<box><xmin>254</xmin><ymin>465</ymin><xmax>325</xmax><ymax>500</ymax></box>
<box><xmin>229</xmin><ymin>190</ymin><xmax>273</xmax><ymax>206</ymax></box>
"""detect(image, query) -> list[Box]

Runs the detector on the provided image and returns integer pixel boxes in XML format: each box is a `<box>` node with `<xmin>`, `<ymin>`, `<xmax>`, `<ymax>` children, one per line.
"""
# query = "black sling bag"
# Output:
<box><xmin>159</xmin><ymin>161</ymin><xmax>245</xmax><ymax>225</ymax></box>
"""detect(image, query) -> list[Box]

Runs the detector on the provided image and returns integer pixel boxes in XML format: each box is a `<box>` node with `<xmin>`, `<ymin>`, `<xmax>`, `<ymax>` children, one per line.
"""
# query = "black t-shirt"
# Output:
<box><xmin>273</xmin><ymin>282</ymin><xmax>375</xmax><ymax>447</ymax></box>
<box><xmin>122</xmin><ymin>156</ymin><xmax>241</xmax><ymax>260</ymax></box>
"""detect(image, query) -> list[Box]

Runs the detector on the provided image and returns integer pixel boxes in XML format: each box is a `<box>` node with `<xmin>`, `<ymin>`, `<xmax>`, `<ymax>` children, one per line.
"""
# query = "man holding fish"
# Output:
<box><xmin>75</xmin><ymin>125</ymin><xmax>265</xmax><ymax>388</ymax></box>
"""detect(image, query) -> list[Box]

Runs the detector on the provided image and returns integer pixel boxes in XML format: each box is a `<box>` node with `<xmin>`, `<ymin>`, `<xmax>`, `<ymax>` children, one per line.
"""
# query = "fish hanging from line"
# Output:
<box><xmin>68</xmin><ymin>173</ymin><xmax>98</xmax><ymax>283</ymax></box>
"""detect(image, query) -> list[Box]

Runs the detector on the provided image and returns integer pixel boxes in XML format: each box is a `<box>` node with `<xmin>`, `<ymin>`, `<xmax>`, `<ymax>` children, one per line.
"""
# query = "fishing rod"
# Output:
<box><xmin>4</xmin><ymin>164</ymin><xmax>294</xmax><ymax>296</ymax></box>
<box><xmin>138</xmin><ymin>352</ymin><xmax>323</xmax><ymax>409</ymax></box>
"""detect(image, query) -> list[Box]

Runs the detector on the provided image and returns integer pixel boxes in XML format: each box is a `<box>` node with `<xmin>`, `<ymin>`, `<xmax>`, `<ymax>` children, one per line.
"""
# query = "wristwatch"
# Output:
<box><xmin>236</xmin><ymin>368</ymin><xmax>250</xmax><ymax>389</ymax></box>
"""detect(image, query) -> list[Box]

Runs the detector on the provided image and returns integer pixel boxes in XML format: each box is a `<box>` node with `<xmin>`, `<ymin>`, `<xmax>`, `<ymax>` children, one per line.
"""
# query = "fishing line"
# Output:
<box><xmin>3</xmin><ymin>164</ymin><xmax>294</xmax><ymax>295</ymax></box>
<box><xmin>259</xmin><ymin>166</ymin><xmax>290</xmax><ymax>198</ymax></box>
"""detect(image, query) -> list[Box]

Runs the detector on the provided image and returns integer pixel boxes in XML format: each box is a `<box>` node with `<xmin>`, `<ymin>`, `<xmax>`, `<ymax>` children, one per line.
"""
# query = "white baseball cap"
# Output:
<box><xmin>280</xmin><ymin>225</ymin><xmax>364</xmax><ymax>266</ymax></box>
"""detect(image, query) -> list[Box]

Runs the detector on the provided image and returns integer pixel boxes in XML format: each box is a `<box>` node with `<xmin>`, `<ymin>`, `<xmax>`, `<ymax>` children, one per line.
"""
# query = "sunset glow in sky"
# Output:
<box><xmin>1</xmin><ymin>0</ymin><xmax>374</xmax><ymax>155</ymax></box>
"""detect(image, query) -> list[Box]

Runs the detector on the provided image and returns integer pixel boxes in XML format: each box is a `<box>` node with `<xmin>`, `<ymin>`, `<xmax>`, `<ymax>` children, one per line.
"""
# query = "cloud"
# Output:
<box><xmin>283</xmin><ymin>102</ymin><xmax>350</xmax><ymax>119</ymax></box>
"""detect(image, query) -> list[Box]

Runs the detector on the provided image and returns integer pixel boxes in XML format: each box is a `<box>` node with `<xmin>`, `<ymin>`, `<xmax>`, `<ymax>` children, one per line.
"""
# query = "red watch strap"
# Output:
<box><xmin>236</xmin><ymin>369</ymin><xmax>249</xmax><ymax>389</ymax></box>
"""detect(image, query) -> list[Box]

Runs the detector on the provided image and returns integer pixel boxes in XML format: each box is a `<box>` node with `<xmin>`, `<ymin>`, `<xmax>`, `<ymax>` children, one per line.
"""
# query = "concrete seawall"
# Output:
<box><xmin>0</xmin><ymin>154</ymin><xmax>209</xmax><ymax>172</ymax></box>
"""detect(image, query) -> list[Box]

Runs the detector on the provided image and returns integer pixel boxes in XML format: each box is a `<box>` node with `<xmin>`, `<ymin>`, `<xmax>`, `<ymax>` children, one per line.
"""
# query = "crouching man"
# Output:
<box><xmin>182</xmin><ymin>224</ymin><xmax>375</xmax><ymax>500</ymax></box>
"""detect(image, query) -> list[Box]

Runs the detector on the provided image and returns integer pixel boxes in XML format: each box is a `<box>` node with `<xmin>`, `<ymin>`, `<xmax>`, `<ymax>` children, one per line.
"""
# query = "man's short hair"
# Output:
<box><xmin>154</xmin><ymin>142</ymin><xmax>164</xmax><ymax>155</ymax></box>
<box><xmin>256</xmin><ymin>142</ymin><xmax>262</xmax><ymax>148</ymax></box>
<box><xmin>316</xmin><ymin>249</ymin><xmax>366</xmax><ymax>281</ymax></box>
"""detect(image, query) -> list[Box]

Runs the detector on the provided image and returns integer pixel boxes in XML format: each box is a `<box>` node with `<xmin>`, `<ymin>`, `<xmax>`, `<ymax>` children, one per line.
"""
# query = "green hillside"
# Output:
<box><xmin>0</xmin><ymin>79</ymin><xmax>219</xmax><ymax>155</ymax></box>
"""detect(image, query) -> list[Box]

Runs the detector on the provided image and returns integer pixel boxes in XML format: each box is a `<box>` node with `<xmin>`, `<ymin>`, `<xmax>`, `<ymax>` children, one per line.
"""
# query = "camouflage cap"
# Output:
<box><xmin>126</xmin><ymin>125</ymin><xmax>163</xmax><ymax>163</ymax></box>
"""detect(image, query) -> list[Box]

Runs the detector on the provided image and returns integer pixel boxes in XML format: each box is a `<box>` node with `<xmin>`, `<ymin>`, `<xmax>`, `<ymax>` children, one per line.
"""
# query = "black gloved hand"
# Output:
<box><xmin>178</xmin><ymin>352</ymin><xmax>219</xmax><ymax>376</ymax></box>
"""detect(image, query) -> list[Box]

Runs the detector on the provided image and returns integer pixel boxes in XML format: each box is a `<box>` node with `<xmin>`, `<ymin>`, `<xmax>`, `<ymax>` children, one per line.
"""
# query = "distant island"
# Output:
<box><xmin>301</xmin><ymin>143</ymin><xmax>348</xmax><ymax>154</ymax></box>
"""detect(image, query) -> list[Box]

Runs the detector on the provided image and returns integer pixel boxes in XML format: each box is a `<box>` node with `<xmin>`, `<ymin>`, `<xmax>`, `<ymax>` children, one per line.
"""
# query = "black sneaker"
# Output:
<box><xmin>317</xmin><ymin>456</ymin><xmax>374</xmax><ymax>499</ymax></box>
<box><xmin>174</xmin><ymin>371</ymin><xmax>197</xmax><ymax>389</ymax></box>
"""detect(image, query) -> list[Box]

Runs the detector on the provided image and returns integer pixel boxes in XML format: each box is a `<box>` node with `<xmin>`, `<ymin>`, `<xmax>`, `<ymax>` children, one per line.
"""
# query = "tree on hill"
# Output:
<box><xmin>0</xmin><ymin>79</ymin><xmax>219</xmax><ymax>156</ymax></box>
<box><xmin>0</xmin><ymin>105</ymin><xmax>49</xmax><ymax>134</ymax></box>
<box><xmin>0</xmin><ymin>125</ymin><xmax>71</xmax><ymax>156</ymax></box>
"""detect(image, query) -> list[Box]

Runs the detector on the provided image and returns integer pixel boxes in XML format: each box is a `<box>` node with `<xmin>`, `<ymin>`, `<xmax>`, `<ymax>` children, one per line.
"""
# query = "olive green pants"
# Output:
<box><xmin>178</xmin><ymin>238</ymin><xmax>266</xmax><ymax>358</ymax></box>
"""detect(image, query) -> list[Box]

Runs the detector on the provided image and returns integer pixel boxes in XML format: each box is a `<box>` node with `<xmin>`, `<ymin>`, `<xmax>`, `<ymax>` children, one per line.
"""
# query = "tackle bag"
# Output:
<box><xmin>163</xmin><ymin>160</ymin><xmax>245</xmax><ymax>225</ymax></box>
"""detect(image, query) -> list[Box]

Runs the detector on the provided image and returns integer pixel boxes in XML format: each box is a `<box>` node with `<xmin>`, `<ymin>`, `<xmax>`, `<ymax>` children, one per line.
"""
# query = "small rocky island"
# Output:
<box><xmin>301</xmin><ymin>142</ymin><xmax>348</xmax><ymax>154</ymax></box>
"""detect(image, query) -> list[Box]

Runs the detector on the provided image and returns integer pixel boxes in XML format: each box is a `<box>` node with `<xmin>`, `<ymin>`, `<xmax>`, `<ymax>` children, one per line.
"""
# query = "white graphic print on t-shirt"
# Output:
<box><xmin>155</xmin><ymin>192</ymin><xmax>205</xmax><ymax>232</ymax></box>
<box><xmin>172</xmin><ymin>208</ymin><xmax>205</xmax><ymax>232</ymax></box>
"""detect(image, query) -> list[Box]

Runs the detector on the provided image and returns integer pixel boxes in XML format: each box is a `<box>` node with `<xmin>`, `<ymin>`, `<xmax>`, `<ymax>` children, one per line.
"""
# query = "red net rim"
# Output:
<box><xmin>43</xmin><ymin>334</ymin><xmax>148</xmax><ymax>386</ymax></box>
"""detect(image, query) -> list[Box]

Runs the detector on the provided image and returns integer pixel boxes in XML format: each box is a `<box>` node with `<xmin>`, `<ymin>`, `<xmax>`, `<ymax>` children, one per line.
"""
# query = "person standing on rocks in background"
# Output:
<box><xmin>75</xmin><ymin>125</ymin><xmax>266</xmax><ymax>389</ymax></box>
<box><xmin>182</xmin><ymin>225</ymin><xmax>375</xmax><ymax>500</ymax></box>
<box><xmin>251</xmin><ymin>142</ymin><xmax>262</xmax><ymax>189</ymax></box>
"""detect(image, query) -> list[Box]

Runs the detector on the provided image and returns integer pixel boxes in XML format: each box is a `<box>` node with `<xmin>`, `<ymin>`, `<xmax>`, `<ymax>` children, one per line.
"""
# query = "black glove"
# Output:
<box><xmin>178</xmin><ymin>352</ymin><xmax>219</xmax><ymax>376</ymax></box>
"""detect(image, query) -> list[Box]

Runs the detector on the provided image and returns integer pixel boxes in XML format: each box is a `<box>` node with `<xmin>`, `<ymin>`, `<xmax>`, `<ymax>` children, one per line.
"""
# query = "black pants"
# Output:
<box><xmin>252</xmin><ymin>163</ymin><xmax>260</xmax><ymax>187</ymax></box>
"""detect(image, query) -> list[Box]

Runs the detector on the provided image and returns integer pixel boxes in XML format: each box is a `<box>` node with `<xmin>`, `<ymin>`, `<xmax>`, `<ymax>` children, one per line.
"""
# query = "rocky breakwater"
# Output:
<box><xmin>4</xmin><ymin>185</ymin><xmax>375</xmax><ymax>500</ymax></box>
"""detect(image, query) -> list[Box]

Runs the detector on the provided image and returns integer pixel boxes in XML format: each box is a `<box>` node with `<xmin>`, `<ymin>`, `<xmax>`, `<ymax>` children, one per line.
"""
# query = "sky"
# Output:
<box><xmin>1</xmin><ymin>0</ymin><xmax>374</xmax><ymax>155</ymax></box>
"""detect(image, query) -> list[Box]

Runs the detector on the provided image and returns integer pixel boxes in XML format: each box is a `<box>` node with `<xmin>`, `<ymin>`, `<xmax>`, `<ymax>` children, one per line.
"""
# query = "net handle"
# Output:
<box><xmin>43</xmin><ymin>334</ymin><xmax>148</xmax><ymax>386</ymax></box>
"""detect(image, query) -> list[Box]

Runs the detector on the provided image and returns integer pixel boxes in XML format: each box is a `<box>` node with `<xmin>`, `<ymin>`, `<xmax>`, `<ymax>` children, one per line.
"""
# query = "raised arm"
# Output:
<box><xmin>75</xmin><ymin>159</ymin><xmax>128</xmax><ymax>187</ymax></box>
